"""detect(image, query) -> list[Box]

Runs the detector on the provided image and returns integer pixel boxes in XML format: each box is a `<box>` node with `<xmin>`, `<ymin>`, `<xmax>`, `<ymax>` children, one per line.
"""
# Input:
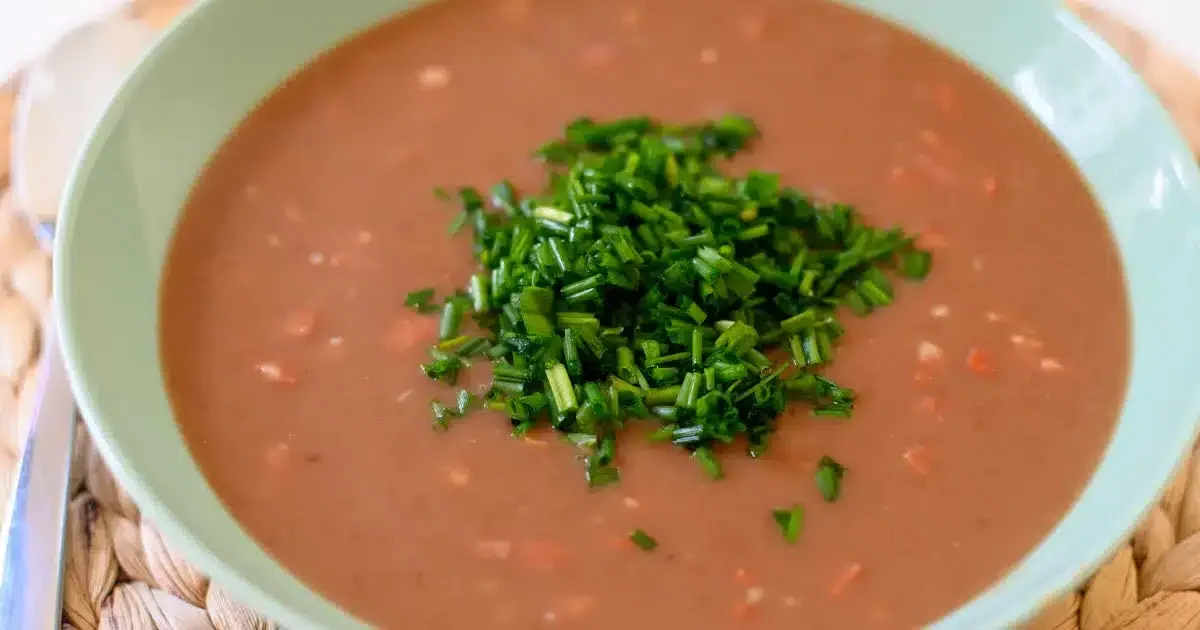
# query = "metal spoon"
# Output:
<box><xmin>0</xmin><ymin>252</ymin><xmax>77</xmax><ymax>628</ymax></box>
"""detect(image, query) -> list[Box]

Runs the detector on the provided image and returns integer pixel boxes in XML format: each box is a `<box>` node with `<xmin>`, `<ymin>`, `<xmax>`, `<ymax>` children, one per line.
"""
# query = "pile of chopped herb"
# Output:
<box><xmin>413</xmin><ymin>115</ymin><xmax>930</xmax><ymax>497</ymax></box>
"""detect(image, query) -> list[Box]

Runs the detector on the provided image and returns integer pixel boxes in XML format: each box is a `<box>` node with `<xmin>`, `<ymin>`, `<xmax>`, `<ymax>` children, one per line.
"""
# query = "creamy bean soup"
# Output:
<box><xmin>160</xmin><ymin>0</ymin><xmax>1130</xmax><ymax>627</ymax></box>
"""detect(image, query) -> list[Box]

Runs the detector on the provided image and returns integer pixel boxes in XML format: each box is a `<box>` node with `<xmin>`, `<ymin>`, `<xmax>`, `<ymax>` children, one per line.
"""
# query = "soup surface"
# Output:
<box><xmin>160</xmin><ymin>0</ymin><xmax>1130</xmax><ymax>627</ymax></box>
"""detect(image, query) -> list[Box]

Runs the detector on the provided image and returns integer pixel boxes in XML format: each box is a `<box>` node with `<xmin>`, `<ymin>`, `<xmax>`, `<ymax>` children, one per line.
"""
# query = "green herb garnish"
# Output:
<box><xmin>439</xmin><ymin>296</ymin><xmax>469</xmax><ymax>341</ymax></box>
<box><xmin>629</xmin><ymin>529</ymin><xmax>659</xmax><ymax>551</ymax></box>
<box><xmin>899</xmin><ymin>249</ymin><xmax>933</xmax><ymax>280</ymax></box>
<box><xmin>430</xmin><ymin>389</ymin><xmax>477</xmax><ymax>429</ymax></box>
<box><xmin>815</xmin><ymin>456</ymin><xmax>846</xmax><ymax>502</ymax></box>
<box><xmin>455</xmin><ymin>389</ymin><xmax>476</xmax><ymax>415</ymax></box>
<box><xmin>419</xmin><ymin>114</ymin><xmax>930</xmax><ymax>486</ymax></box>
<box><xmin>430</xmin><ymin>400</ymin><xmax>453</xmax><ymax>430</ymax></box>
<box><xmin>771</xmin><ymin>504</ymin><xmax>805</xmax><ymax>543</ymax></box>
<box><xmin>404</xmin><ymin>288</ymin><xmax>438</xmax><ymax>313</ymax></box>
<box><xmin>693</xmin><ymin>445</ymin><xmax>724</xmax><ymax>480</ymax></box>
<box><xmin>420</xmin><ymin>350</ymin><xmax>464</xmax><ymax>385</ymax></box>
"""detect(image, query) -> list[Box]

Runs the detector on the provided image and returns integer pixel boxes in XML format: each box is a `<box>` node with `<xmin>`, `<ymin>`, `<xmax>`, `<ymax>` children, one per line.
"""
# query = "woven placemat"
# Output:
<box><xmin>0</xmin><ymin>2</ymin><xmax>1196</xmax><ymax>628</ymax></box>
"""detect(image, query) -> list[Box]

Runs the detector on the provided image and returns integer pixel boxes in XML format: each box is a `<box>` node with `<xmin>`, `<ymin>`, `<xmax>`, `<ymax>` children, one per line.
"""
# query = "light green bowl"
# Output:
<box><xmin>54</xmin><ymin>0</ymin><xmax>1200</xmax><ymax>627</ymax></box>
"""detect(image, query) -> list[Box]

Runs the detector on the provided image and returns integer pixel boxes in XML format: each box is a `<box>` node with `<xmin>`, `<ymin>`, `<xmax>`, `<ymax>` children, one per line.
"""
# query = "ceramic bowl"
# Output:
<box><xmin>54</xmin><ymin>0</ymin><xmax>1200</xmax><ymax>627</ymax></box>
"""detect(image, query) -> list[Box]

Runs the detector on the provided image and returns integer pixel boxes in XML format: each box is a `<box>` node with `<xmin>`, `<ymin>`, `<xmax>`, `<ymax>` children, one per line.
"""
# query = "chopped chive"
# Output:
<box><xmin>676</xmin><ymin>372</ymin><xmax>702</xmax><ymax>409</ymax></box>
<box><xmin>645</xmin><ymin>386</ymin><xmax>682</xmax><ymax>406</ymax></box>
<box><xmin>519</xmin><ymin>287</ymin><xmax>555</xmax><ymax>337</ymax></box>
<box><xmin>437</xmin><ymin>335</ymin><xmax>469</xmax><ymax>351</ymax></box>
<box><xmin>715</xmin><ymin>321</ymin><xmax>758</xmax><ymax>356</ymax></box>
<box><xmin>563</xmin><ymin>328</ymin><xmax>583</xmax><ymax>377</ymax></box>
<box><xmin>417</xmin><ymin>115</ymin><xmax>930</xmax><ymax>501</ymax></box>
<box><xmin>456</xmin><ymin>337</ymin><xmax>491</xmax><ymax>358</ymax></box>
<box><xmin>694</xmin><ymin>446</ymin><xmax>724</xmax><ymax>480</ymax></box>
<box><xmin>431</xmin><ymin>400</ymin><xmax>453</xmax><ymax>429</ymax></box>
<box><xmin>490</xmin><ymin>180</ymin><xmax>517</xmax><ymax>214</ymax></box>
<box><xmin>404</xmin><ymin>288</ymin><xmax>438</xmax><ymax>313</ymax></box>
<box><xmin>646</xmin><ymin>352</ymin><xmax>690</xmax><ymax>367</ymax></box>
<box><xmin>455</xmin><ymin>389</ymin><xmax>476</xmax><ymax>415</ymax></box>
<box><xmin>421</xmin><ymin>353</ymin><xmax>464</xmax><ymax>384</ymax></box>
<box><xmin>448</xmin><ymin>210</ymin><xmax>469</xmax><ymax>235</ymax></box>
<box><xmin>648</xmin><ymin>424</ymin><xmax>676</xmax><ymax>441</ymax></box>
<box><xmin>586</xmin><ymin>461</ymin><xmax>621</xmax><ymax>488</ymax></box>
<box><xmin>771</xmin><ymin>504</ymin><xmax>805</xmax><ymax>544</ymax></box>
<box><xmin>737</xmin><ymin>223</ymin><xmax>771</xmax><ymax>241</ymax></box>
<box><xmin>548</xmin><ymin>237</ymin><xmax>572</xmax><ymax>273</ymax></box>
<box><xmin>468</xmin><ymin>274</ymin><xmax>490</xmax><ymax>313</ymax></box>
<box><xmin>629</xmin><ymin>529</ymin><xmax>659</xmax><ymax>551</ymax></box>
<box><xmin>563</xmin><ymin>274</ymin><xmax>603</xmax><ymax>298</ymax></box>
<box><xmin>439</xmin><ymin>298</ymin><xmax>467</xmax><ymax>341</ymax></box>
<box><xmin>844</xmin><ymin>290</ymin><xmax>871</xmax><ymax>316</ymax></box>
<box><xmin>857</xmin><ymin>279</ymin><xmax>892</xmax><ymax>308</ymax></box>
<box><xmin>781</xmin><ymin>309</ymin><xmax>820</xmax><ymax>333</ymax></box>
<box><xmin>534</xmin><ymin>205</ymin><xmax>575</xmax><ymax>225</ymax></box>
<box><xmin>745</xmin><ymin>349</ymin><xmax>772</xmax><ymax>371</ymax></box>
<box><xmin>546</xmin><ymin>363</ymin><xmax>579</xmax><ymax>413</ymax></box>
<box><xmin>812</xmin><ymin>403</ymin><xmax>853</xmax><ymax>418</ymax></box>
<box><xmin>649</xmin><ymin>366</ymin><xmax>680</xmax><ymax>384</ymax></box>
<box><xmin>651</xmin><ymin>405</ymin><xmax>679</xmax><ymax>422</ymax></box>
<box><xmin>900</xmin><ymin>249</ymin><xmax>933</xmax><ymax>279</ymax></box>
<box><xmin>787</xmin><ymin>334</ymin><xmax>806</xmax><ymax>368</ymax></box>
<box><xmin>816</xmin><ymin>456</ymin><xmax>847</xmax><ymax>502</ymax></box>
<box><xmin>493</xmin><ymin>361</ymin><xmax>531</xmax><ymax>383</ymax></box>
<box><xmin>491</xmin><ymin>380</ymin><xmax>526</xmax><ymax>395</ymax></box>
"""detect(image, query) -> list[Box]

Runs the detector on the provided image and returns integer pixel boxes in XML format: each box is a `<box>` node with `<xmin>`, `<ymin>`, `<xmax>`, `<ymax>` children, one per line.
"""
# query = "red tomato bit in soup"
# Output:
<box><xmin>731</xmin><ymin>601</ymin><xmax>758</xmax><ymax>621</ymax></box>
<box><xmin>982</xmin><ymin>175</ymin><xmax>999</xmax><ymax>197</ymax></box>
<box><xmin>931</xmin><ymin>83</ymin><xmax>961</xmax><ymax>119</ymax></box>
<box><xmin>731</xmin><ymin>586</ymin><xmax>766</xmax><ymax>620</ymax></box>
<box><xmin>966</xmin><ymin>347</ymin><xmax>995</xmax><ymax>375</ymax></box>
<box><xmin>830</xmin><ymin>563</ymin><xmax>864</xmax><ymax>597</ymax></box>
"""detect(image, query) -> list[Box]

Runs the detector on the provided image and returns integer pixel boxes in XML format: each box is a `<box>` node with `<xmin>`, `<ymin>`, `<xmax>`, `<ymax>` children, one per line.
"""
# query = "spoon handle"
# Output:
<box><xmin>0</xmin><ymin>316</ymin><xmax>78</xmax><ymax>629</ymax></box>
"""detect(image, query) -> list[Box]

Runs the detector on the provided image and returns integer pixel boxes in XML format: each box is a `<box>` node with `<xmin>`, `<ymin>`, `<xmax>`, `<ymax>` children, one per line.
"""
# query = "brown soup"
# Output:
<box><xmin>160</xmin><ymin>0</ymin><xmax>1129</xmax><ymax>627</ymax></box>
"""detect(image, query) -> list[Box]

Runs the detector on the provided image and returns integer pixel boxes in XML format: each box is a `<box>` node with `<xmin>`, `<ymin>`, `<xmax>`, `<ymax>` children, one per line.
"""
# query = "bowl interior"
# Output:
<box><xmin>55</xmin><ymin>0</ymin><xmax>1200</xmax><ymax>628</ymax></box>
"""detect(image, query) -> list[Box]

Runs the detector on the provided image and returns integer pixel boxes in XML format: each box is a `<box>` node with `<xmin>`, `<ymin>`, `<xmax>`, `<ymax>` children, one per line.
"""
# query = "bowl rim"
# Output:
<box><xmin>54</xmin><ymin>2</ymin><xmax>370</xmax><ymax>627</ymax></box>
<box><xmin>51</xmin><ymin>0</ymin><xmax>1200</xmax><ymax>628</ymax></box>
